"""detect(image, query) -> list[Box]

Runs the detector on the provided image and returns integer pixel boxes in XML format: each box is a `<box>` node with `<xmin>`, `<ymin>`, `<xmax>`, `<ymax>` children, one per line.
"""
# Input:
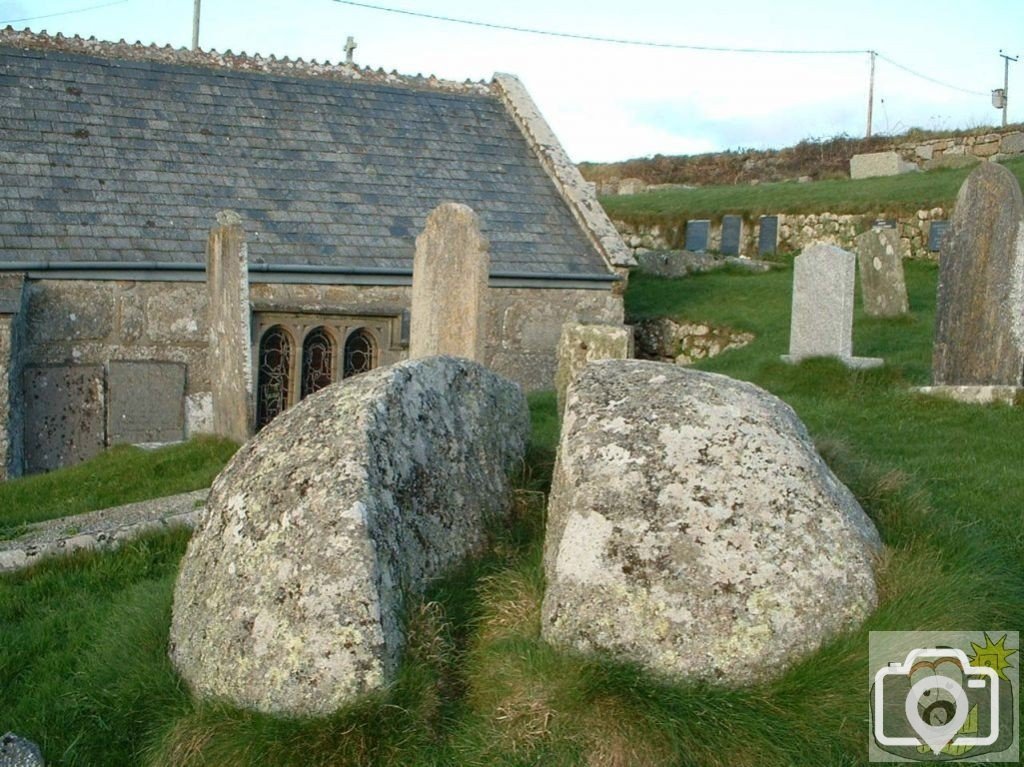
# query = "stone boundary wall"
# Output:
<box><xmin>895</xmin><ymin>130</ymin><xmax>1024</xmax><ymax>169</ymax></box>
<box><xmin>594</xmin><ymin>129</ymin><xmax>1024</xmax><ymax>195</ymax></box>
<box><xmin>614</xmin><ymin>208</ymin><xmax>947</xmax><ymax>261</ymax></box>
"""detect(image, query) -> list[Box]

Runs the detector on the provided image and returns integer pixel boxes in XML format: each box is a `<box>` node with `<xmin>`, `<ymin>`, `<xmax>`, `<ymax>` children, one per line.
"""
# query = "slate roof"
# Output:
<box><xmin>0</xmin><ymin>38</ymin><xmax>611</xmax><ymax>278</ymax></box>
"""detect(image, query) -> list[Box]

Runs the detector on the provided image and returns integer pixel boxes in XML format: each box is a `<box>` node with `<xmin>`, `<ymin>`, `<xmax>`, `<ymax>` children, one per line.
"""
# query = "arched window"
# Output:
<box><xmin>301</xmin><ymin>326</ymin><xmax>335</xmax><ymax>399</ymax></box>
<box><xmin>256</xmin><ymin>325</ymin><xmax>292</xmax><ymax>430</ymax></box>
<box><xmin>343</xmin><ymin>328</ymin><xmax>376</xmax><ymax>378</ymax></box>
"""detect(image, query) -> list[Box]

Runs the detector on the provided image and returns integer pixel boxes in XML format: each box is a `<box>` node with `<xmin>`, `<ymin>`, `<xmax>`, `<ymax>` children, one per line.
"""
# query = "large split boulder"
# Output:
<box><xmin>542</xmin><ymin>360</ymin><xmax>881</xmax><ymax>685</ymax></box>
<box><xmin>170</xmin><ymin>356</ymin><xmax>529</xmax><ymax>716</ymax></box>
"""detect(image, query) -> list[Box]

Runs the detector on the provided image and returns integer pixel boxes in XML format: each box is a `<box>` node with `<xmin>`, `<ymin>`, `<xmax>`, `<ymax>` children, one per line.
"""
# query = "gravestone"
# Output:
<box><xmin>855</xmin><ymin>227</ymin><xmax>909</xmax><ymax>317</ymax></box>
<box><xmin>542</xmin><ymin>361</ymin><xmax>880</xmax><ymax>686</ymax></box>
<box><xmin>684</xmin><ymin>219</ymin><xmax>710</xmax><ymax>252</ymax></box>
<box><xmin>554</xmin><ymin>323</ymin><xmax>633</xmax><ymax>417</ymax></box>
<box><xmin>758</xmin><ymin>215</ymin><xmax>778</xmax><ymax>256</ymax></box>
<box><xmin>928</xmin><ymin>220</ymin><xmax>950</xmax><ymax>252</ymax></box>
<box><xmin>206</xmin><ymin>210</ymin><xmax>253</xmax><ymax>444</ymax></box>
<box><xmin>929</xmin><ymin>162</ymin><xmax>1024</xmax><ymax>395</ymax></box>
<box><xmin>782</xmin><ymin>244</ymin><xmax>882</xmax><ymax>368</ymax></box>
<box><xmin>410</xmin><ymin>203</ymin><xmax>489</xmax><ymax>361</ymax></box>
<box><xmin>23</xmin><ymin>364</ymin><xmax>105</xmax><ymax>474</ymax></box>
<box><xmin>106</xmin><ymin>361</ymin><xmax>186</xmax><ymax>445</ymax></box>
<box><xmin>720</xmin><ymin>215</ymin><xmax>743</xmax><ymax>256</ymax></box>
<box><xmin>171</xmin><ymin>356</ymin><xmax>529</xmax><ymax>716</ymax></box>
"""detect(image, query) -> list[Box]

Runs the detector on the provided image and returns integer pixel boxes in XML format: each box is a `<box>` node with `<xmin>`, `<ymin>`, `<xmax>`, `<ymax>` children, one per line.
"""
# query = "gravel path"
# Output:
<box><xmin>0</xmin><ymin>489</ymin><xmax>208</xmax><ymax>573</ymax></box>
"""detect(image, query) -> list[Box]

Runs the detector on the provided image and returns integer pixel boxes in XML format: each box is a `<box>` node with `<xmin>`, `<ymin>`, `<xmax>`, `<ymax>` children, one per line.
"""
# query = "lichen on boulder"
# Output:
<box><xmin>170</xmin><ymin>356</ymin><xmax>529</xmax><ymax>716</ymax></box>
<box><xmin>541</xmin><ymin>360</ymin><xmax>880</xmax><ymax>685</ymax></box>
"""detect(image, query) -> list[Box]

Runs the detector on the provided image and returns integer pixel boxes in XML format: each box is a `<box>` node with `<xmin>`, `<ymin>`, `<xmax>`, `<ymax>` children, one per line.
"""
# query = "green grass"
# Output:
<box><xmin>601</xmin><ymin>156</ymin><xmax>1024</xmax><ymax>227</ymax></box>
<box><xmin>2</xmin><ymin>265</ymin><xmax>1022</xmax><ymax>765</ymax></box>
<box><xmin>0</xmin><ymin>436</ymin><xmax>238</xmax><ymax>537</ymax></box>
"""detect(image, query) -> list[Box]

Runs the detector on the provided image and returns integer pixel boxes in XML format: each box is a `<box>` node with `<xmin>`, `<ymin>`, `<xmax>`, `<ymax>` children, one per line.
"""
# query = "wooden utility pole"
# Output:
<box><xmin>192</xmin><ymin>0</ymin><xmax>201</xmax><ymax>51</ymax></box>
<box><xmin>868</xmin><ymin>50</ymin><xmax>876</xmax><ymax>139</ymax></box>
<box><xmin>1000</xmin><ymin>50</ymin><xmax>1018</xmax><ymax>128</ymax></box>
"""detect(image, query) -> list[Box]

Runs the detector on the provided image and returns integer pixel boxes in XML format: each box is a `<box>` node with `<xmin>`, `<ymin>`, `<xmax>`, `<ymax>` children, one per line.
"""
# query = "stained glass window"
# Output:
<box><xmin>256</xmin><ymin>325</ymin><xmax>292</xmax><ymax>430</ymax></box>
<box><xmin>343</xmin><ymin>328</ymin><xmax>375</xmax><ymax>378</ymax></box>
<box><xmin>301</xmin><ymin>327</ymin><xmax>334</xmax><ymax>399</ymax></box>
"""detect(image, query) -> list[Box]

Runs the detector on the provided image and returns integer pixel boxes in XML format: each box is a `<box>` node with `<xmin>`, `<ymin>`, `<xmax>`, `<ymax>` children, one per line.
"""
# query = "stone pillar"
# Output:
<box><xmin>207</xmin><ymin>210</ymin><xmax>253</xmax><ymax>443</ymax></box>
<box><xmin>0</xmin><ymin>274</ymin><xmax>27</xmax><ymax>480</ymax></box>
<box><xmin>554</xmin><ymin>322</ymin><xmax>634</xmax><ymax>418</ymax></box>
<box><xmin>782</xmin><ymin>244</ymin><xmax>882</xmax><ymax>369</ymax></box>
<box><xmin>410</xmin><ymin>203</ymin><xmax>489</xmax><ymax>361</ymax></box>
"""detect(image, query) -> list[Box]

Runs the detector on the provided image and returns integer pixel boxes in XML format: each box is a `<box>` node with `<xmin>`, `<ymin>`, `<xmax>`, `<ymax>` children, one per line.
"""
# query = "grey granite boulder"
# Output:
<box><xmin>170</xmin><ymin>356</ymin><xmax>529</xmax><ymax>716</ymax></box>
<box><xmin>542</xmin><ymin>360</ymin><xmax>880</xmax><ymax>685</ymax></box>
<box><xmin>0</xmin><ymin>733</ymin><xmax>43</xmax><ymax>767</ymax></box>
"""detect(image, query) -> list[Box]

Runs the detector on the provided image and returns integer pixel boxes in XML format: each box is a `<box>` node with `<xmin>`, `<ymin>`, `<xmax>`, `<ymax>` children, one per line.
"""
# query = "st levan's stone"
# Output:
<box><xmin>856</xmin><ymin>227</ymin><xmax>909</xmax><ymax>317</ymax></box>
<box><xmin>542</xmin><ymin>360</ymin><xmax>881</xmax><ymax>685</ymax></box>
<box><xmin>783</xmin><ymin>243</ymin><xmax>882</xmax><ymax>368</ymax></box>
<box><xmin>409</xmin><ymin>203</ymin><xmax>490</xmax><ymax>361</ymax></box>
<box><xmin>554</xmin><ymin>322</ymin><xmax>633</xmax><ymax>417</ymax></box>
<box><xmin>170</xmin><ymin>356</ymin><xmax>529</xmax><ymax>716</ymax></box>
<box><xmin>932</xmin><ymin>162</ymin><xmax>1024</xmax><ymax>387</ymax></box>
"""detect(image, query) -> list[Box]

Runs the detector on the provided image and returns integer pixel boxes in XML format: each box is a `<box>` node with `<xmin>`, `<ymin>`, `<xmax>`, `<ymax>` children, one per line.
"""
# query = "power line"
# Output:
<box><xmin>332</xmin><ymin>0</ymin><xmax>986</xmax><ymax>98</ymax></box>
<box><xmin>875</xmin><ymin>52</ymin><xmax>987</xmax><ymax>97</ymax></box>
<box><xmin>0</xmin><ymin>0</ymin><xmax>130</xmax><ymax>25</ymax></box>
<box><xmin>331</xmin><ymin>0</ymin><xmax>868</xmax><ymax>56</ymax></box>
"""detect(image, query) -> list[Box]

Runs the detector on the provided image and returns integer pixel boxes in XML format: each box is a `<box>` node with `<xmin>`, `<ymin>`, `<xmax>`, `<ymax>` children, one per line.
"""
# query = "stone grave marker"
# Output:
<box><xmin>855</xmin><ymin>227</ymin><xmax>909</xmax><ymax>317</ymax></box>
<box><xmin>554</xmin><ymin>322</ymin><xmax>634</xmax><ymax>417</ymax></box>
<box><xmin>758</xmin><ymin>215</ymin><xmax>778</xmax><ymax>256</ymax></box>
<box><xmin>23</xmin><ymin>364</ymin><xmax>106</xmax><ymax>473</ymax></box>
<box><xmin>782</xmin><ymin>244</ymin><xmax>882</xmax><ymax>368</ymax></box>
<box><xmin>410</xmin><ymin>203</ymin><xmax>489</xmax><ymax>361</ymax></box>
<box><xmin>720</xmin><ymin>214</ymin><xmax>743</xmax><ymax>256</ymax></box>
<box><xmin>542</xmin><ymin>361</ymin><xmax>880</xmax><ymax>686</ymax></box>
<box><xmin>684</xmin><ymin>219</ymin><xmax>710</xmax><ymax>252</ymax></box>
<box><xmin>206</xmin><ymin>210</ymin><xmax>252</xmax><ymax>444</ymax></box>
<box><xmin>171</xmin><ymin>357</ymin><xmax>529</xmax><ymax>716</ymax></box>
<box><xmin>107</xmin><ymin>361</ymin><xmax>186</xmax><ymax>445</ymax></box>
<box><xmin>922</xmin><ymin>162</ymin><xmax>1024</xmax><ymax>403</ymax></box>
<box><xmin>928</xmin><ymin>220</ymin><xmax>950</xmax><ymax>252</ymax></box>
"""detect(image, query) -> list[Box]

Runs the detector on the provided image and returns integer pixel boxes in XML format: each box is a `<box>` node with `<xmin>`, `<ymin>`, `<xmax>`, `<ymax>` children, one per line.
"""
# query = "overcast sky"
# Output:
<box><xmin>2</xmin><ymin>0</ymin><xmax>1021</xmax><ymax>162</ymax></box>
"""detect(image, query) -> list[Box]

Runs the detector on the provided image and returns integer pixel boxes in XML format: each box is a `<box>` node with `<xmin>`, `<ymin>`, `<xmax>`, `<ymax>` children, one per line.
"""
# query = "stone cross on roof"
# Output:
<box><xmin>345</xmin><ymin>36</ymin><xmax>357</xmax><ymax>64</ymax></box>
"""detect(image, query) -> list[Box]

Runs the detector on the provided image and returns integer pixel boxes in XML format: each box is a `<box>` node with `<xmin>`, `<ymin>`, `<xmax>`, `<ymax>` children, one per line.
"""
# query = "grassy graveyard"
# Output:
<box><xmin>0</xmin><ymin>436</ymin><xmax>238</xmax><ymax>540</ymax></box>
<box><xmin>602</xmin><ymin>155</ymin><xmax>1024</xmax><ymax>225</ymax></box>
<box><xmin>2</xmin><ymin>261</ymin><xmax>1022</xmax><ymax>765</ymax></box>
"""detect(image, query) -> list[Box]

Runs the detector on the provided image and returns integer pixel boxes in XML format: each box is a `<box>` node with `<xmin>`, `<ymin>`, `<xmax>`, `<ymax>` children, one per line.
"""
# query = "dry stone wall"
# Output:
<box><xmin>615</xmin><ymin>208</ymin><xmax>948</xmax><ymax>261</ymax></box>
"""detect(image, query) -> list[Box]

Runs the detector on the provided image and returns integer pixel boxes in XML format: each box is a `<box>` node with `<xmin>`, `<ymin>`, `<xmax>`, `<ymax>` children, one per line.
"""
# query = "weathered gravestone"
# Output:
<box><xmin>855</xmin><ymin>227</ymin><xmax>909</xmax><ymax>317</ymax></box>
<box><xmin>720</xmin><ymin>214</ymin><xmax>743</xmax><ymax>256</ymax></box>
<box><xmin>554</xmin><ymin>322</ymin><xmax>634</xmax><ymax>417</ymax></box>
<box><xmin>783</xmin><ymin>244</ymin><xmax>883</xmax><ymax>368</ymax></box>
<box><xmin>170</xmin><ymin>356</ymin><xmax>529</xmax><ymax>716</ymax></box>
<box><xmin>542</xmin><ymin>360</ymin><xmax>881</xmax><ymax>685</ymax></box>
<box><xmin>409</xmin><ymin>203</ymin><xmax>489</xmax><ymax>361</ymax></box>
<box><xmin>758</xmin><ymin>215</ymin><xmax>778</xmax><ymax>256</ymax></box>
<box><xmin>927</xmin><ymin>162</ymin><xmax>1024</xmax><ymax>402</ymax></box>
<box><xmin>684</xmin><ymin>219</ymin><xmax>710</xmax><ymax>253</ymax></box>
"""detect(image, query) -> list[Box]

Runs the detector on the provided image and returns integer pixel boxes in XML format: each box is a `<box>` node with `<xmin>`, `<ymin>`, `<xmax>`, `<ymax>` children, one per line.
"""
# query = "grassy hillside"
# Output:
<box><xmin>602</xmin><ymin>156</ymin><xmax>1024</xmax><ymax>226</ymax></box>
<box><xmin>580</xmin><ymin>124</ymin><xmax>1024</xmax><ymax>187</ymax></box>
<box><xmin>2</xmin><ymin>264</ymin><xmax>1021</xmax><ymax>765</ymax></box>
